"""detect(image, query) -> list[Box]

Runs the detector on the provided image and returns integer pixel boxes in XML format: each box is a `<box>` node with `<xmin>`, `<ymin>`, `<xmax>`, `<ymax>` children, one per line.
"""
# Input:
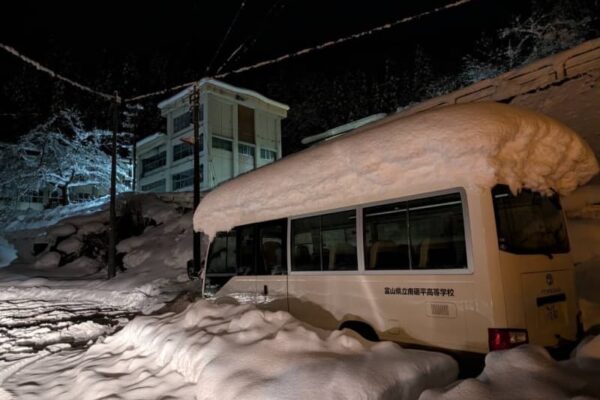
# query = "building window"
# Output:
<box><xmin>238</xmin><ymin>143</ymin><xmax>255</xmax><ymax>156</ymax></box>
<box><xmin>260</xmin><ymin>148</ymin><xmax>276</xmax><ymax>161</ymax></box>
<box><xmin>18</xmin><ymin>190</ymin><xmax>44</xmax><ymax>203</ymax></box>
<box><xmin>172</xmin><ymin>169</ymin><xmax>194</xmax><ymax>190</ymax></box>
<box><xmin>141</xmin><ymin>151</ymin><xmax>166</xmax><ymax>176</ymax></box>
<box><xmin>173</xmin><ymin>142</ymin><xmax>193</xmax><ymax>161</ymax></box>
<box><xmin>213</xmin><ymin>137</ymin><xmax>233</xmax><ymax>151</ymax></box>
<box><xmin>74</xmin><ymin>192</ymin><xmax>92</xmax><ymax>202</ymax></box>
<box><xmin>141</xmin><ymin>179</ymin><xmax>166</xmax><ymax>192</ymax></box>
<box><xmin>363</xmin><ymin>192</ymin><xmax>467</xmax><ymax>270</ymax></box>
<box><xmin>238</xmin><ymin>105</ymin><xmax>255</xmax><ymax>144</ymax></box>
<box><xmin>173</xmin><ymin>111</ymin><xmax>192</xmax><ymax>133</ymax></box>
<box><xmin>291</xmin><ymin>210</ymin><xmax>357</xmax><ymax>272</ymax></box>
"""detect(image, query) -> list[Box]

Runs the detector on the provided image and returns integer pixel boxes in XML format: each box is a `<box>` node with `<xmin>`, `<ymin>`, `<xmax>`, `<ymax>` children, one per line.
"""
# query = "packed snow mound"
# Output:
<box><xmin>56</xmin><ymin>236</ymin><xmax>82</xmax><ymax>255</ymax></box>
<box><xmin>33</xmin><ymin>252</ymin><xmax>61</xmax><ymax>269</ymax></box>
<box><xmin>0</xmin><ymin>236</ymin><xmax>17</xmax><ymax>268</ymax></box>
<box><xmin>194</xmin><ymin>102</ymin><xmax>599</xmax><ymax>237</ymax></box>
<box><xmin>2</xmin><ymin>196</ymin><xmax>109</xmax><ymax>233</ymax></box>
<box><xmin>4</xmin><ymin>301</ymin><xmax>458</xmax><ymax>400</ymax></box>
<box><xmin>421</xmin><ymin>338</ymin><xmax>600</xmax><ymax>400</ymax></box>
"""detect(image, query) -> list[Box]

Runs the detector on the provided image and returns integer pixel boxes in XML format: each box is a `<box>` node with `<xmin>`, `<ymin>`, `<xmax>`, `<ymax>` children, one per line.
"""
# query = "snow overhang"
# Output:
<box><xmin>136</xmin><ymin>132</ymin><xmax>166</xmax><ymax>148</ymax></box>
<box><xmin>194</xmin><ymin>102</ymin><xmax>599</xmax><ymax>238</ymax></box>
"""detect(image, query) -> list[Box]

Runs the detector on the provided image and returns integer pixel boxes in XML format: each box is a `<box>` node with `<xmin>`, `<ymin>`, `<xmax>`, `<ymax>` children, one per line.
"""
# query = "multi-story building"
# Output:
<box><xmin>136</xmin><ymin>78</ymin><xmax>289</xmax><ymax>193</ymax></box>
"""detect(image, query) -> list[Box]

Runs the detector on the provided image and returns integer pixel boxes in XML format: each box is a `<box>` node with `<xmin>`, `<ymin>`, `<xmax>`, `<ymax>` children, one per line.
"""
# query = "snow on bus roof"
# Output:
<box><xmin>194</xmin><ymin>102</ymin><xmax>599</xmax><ymax>237</ymax></box>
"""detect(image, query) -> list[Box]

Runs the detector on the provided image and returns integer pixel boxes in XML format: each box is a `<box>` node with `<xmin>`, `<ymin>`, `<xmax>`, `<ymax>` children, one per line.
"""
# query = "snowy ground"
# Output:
<box><xmin>0</xmin><ymin>187</ymin><xmax>599</xmax><ymax>399</ymax></box>
<box><xmin>0</xmin><ymin>300</ymin><xmax>598</xmax><ymax>400</ymax></box>
<box><xmin>0</xmin><ymin>194</ymin><xmax>200</xmax><ymax>373</ymax></box>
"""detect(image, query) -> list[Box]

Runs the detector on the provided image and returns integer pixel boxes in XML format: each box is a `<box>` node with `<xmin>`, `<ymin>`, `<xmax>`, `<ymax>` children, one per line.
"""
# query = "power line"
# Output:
<box><xmin>205</xmin><ymin>0</ymin><xmax>247</xmax><ymax>75</ymax></box>
<box><xmin>123</xmin><ymin>0</ymin><xmax>473</xmax><ymax>103</ymax></box>
<box><xmin>215</xmin><ymin>0</ymin><xmax>288</xmax><ymax>74</ymax></box>
<box><xmin>0</xmin><ymin>43</ymin><xmax>117</xmax><ymax>102</ymax></box>
<box><xmin>215</xmin><ymin>0</ymin><xmax>473</xmax><ymax>78</ymax></box>
<box><xmin>124</xmin><ymin>81</ymin><xmax>196</xmax><ymax>103</ymax></box>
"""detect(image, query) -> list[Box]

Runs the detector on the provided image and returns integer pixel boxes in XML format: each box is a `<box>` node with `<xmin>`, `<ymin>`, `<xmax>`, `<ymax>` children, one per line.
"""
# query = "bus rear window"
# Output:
<box><xmin>492</xmin><ymin>185</ymin><xmax>569</xmax><ymax>255</ymax></box>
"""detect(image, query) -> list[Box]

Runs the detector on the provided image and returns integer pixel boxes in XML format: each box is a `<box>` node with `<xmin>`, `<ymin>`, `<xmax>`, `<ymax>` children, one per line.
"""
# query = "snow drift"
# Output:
<box><xmin>421</xmin><ymin>336</ymin><xmax>600</xmax><ymax>399</ymax></box>
<box><xmin>3</xmin><ymin>301</ymin><xmax>458</xmax><ymax>400</ymax></box>
<box><xmin>563</xmin><ymin>185</ymin><xmax>600</xmax><ymax>330</ymax></box>
<box><xmin>194</xmin><ymin>102</ymin><xmax>599</xmax><ymax>237</ymax></box>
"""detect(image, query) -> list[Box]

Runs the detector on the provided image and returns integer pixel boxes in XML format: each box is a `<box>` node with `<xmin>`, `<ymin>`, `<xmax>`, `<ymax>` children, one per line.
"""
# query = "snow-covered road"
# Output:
<box><xmin>0</xmin><ymin>298</ymin><xmax>135</xmax><ymax>363</ymax></box>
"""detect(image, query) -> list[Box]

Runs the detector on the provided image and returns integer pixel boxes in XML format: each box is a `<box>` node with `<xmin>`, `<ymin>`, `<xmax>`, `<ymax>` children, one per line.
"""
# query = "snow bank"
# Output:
<box><xmin>194</xmin><ymin>103</ymin><xmax>599</xmax><ymax>237</ymax></box>
<box><xmin>0</xmin><ymin>285</ymin><xmax>154</xmax><ymax>311</ymax></box>
<box><xmin>2</xmin><ymin>196</ymin><xmax>108</xmax><ymax>233</ymax></box>
<box><xmin>420</xmin><ymin>337</ymin><xmax>600</xmax><ymax>400</ymax></box>
<box><xmin>75</xmin><ymin>221</ymin><xmax>106</xmax><ymax>237</ymax></box>
<box><xmin>118</xmin><ymin>206</ymin><xmax>192</xmax><ymax>271</ymax></box>
<box><xmin>48</xmin><ymin>223</ymin><xmax>76</xmax><ymax>239</ymax></box>
<box><xmin>33</xmin><ymin>252</ymin><xmax>61</xmax><ymax>269</ymax></box>
<box><xmin>4</xmin><ymin>301</ymin><xmax>457</xmax><ymax>400</ymax></box>
<box><xmin>562</xmin><ymin>185</ymin><xmax>600</xmax><ymax>330</ymax></box>
<box><xmin>56</xmin><ymin>236</ymin><xmax>82</xmax><ymax>255</ymax></box>
<box><xmin>0</xmin><ymin>236</ymin><xmax>17</xmax><ymax>268</ymax></box>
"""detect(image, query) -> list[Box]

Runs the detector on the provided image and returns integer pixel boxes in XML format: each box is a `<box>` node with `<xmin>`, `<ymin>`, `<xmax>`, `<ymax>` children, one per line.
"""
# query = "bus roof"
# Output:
<box><xmin>194</xmin><ymin>102</ymin><xmax>598</xmax><ymax>237</ymax></box>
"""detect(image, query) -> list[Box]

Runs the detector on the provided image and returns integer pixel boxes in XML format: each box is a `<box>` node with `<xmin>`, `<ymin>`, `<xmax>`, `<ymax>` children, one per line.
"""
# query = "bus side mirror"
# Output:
<box><xmin>186</xmin><ymin>259</ymin><xmax>199</xmax><ymax>281</ymax></box>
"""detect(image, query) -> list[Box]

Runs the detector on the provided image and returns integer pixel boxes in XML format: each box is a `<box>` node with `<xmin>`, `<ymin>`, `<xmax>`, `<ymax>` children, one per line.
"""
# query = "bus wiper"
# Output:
<box><xmin>541</xmin><ymin>249</ymin><xmax>554</xmax><ymax>259</ymax></box>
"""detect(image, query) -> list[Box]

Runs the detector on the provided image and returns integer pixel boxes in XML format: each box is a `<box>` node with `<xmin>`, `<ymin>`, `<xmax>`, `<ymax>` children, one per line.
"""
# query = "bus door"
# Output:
<box><xmin>204</xmin><ymin>229</ymin><xmax>256</xmax><ymax>304</ymax></box>
<box><xmin>255</xmin><ymin>219</ymin><xmax>288</xmax><ymax>311</ymax></box>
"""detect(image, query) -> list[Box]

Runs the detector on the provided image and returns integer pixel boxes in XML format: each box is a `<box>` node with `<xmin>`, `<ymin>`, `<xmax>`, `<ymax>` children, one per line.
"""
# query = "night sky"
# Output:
<box><xmin>0</xmin><ymin>0</ymin><xmax>584</xmax><ymax>150</ymax></box>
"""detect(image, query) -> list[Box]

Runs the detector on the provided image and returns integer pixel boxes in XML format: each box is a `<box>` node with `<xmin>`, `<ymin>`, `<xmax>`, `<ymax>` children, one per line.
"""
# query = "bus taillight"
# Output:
<box><xmin>488</xmin><ymin>328</ymin><xmax>529</xmax><ymax>351</ymax></box>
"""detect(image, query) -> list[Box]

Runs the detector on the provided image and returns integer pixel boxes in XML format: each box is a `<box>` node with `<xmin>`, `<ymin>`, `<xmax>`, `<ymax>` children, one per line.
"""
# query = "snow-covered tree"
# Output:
<box><xmin>0</xmin><ymin>110</ymin><xmax>132</xmax><ymax>206</ymax></box>
<box><xmin>458</xmin><ymin>1</ymin><xmax>596</xmax><ymax>85</ymax></box>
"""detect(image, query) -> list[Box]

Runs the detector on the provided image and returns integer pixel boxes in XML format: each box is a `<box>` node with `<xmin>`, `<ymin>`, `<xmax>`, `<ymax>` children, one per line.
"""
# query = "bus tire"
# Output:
<box><xmin>339</xmin><ymin>321</ymin><xmax>379</xmax><ymax>342</ymax></box>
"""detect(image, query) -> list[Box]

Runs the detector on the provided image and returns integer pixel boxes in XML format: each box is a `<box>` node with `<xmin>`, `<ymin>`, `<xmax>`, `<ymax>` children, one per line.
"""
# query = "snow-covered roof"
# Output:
<box><xmin>301</xmin><ymin>113</ymin><xmax>387</xmax><ymax>145</ymax></box>
<box><xmin>157</xmin><ymin>78</ymin><xmax>289</xmax><ymax>111</ymax></box>
<box><xmin>136</xmin><ymin>132</ymin><xmax>166</xmax><ymax>148</ymax></box>
<box><xmin>194</xmin><ymin>102</ymin><xmax>599</xmax><ymax>237</ymax></box>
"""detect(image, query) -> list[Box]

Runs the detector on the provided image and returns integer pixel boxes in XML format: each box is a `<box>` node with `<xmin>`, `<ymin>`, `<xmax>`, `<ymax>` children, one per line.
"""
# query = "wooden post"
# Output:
<box><xmin>108</xmin><ymin>91</ymin><xmax>120</xmax><ymax>279</ymax></box>
<box><xmin>191</xmin><ymin>84</ymin><xmax>201</xmax><ymax>278</ymax></box>
<box><xmin>132</xmin><ymin>133</ymin><xmax>137</xmax><ymax>192</ymax></box>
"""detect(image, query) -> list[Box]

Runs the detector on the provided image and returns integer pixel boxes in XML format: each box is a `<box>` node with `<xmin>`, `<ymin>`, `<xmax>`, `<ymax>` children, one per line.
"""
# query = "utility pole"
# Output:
<box><xmin>108</xmin><ymin>91</ymin><xmax>120</xmax><ymax>279</ymax></box>
<box><xmin>191</xmin><ymin>84</ymin><xmax>201</xmax><ymax>279</ymax></box>
<box><xmin>123</xmin><ymin>103</ymin><xmax>143</xmax><ymax>192</ymax></box>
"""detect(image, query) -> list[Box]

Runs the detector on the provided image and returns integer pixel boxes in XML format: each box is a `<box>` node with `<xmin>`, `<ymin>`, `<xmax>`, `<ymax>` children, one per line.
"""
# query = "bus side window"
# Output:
<box><xmin>292</xmin><ymin>216</ymin><xmax>321</xmax><ymax>271</ymax></box>
<box><xmin>291</xmin><ymin>210</ymin><xmax>357</xmax><ymax>272</ymax></box>
<box><xmin>258</xmin><ymin>220</ymin><xmax>286</xmax><ymax>275</ymax></box>
<box><xmin>408</xmin><ymin>194</ymin><xmax>466</xmax><ymax>269</ymax></box>
<box><xmin>206</xmin><ymin>230</ymin><xmax>237</xmax><ymax>275</ymax></box>
<box><xmin>364</xmin><ymin>203</ymin><xmax>410</xmax><ymax>270</ymax></box>
<box><xmin>363</xmin><ymin>192</ymin><xmax>467</xmax><ymax>270</ymax></box>
<box><xmin>238</xmin><ymin>226</ymin><xmax>255</xmax><ymax>275</ymax></box>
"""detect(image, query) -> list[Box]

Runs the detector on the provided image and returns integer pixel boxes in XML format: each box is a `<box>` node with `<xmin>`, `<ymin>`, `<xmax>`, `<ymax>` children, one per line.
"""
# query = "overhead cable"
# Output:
<box><xmin>205</xmin><ymin>0</ymin><xmax>247</xmax><ymax>75</ymax></box>
<box><xmin>215</xmin><ymin>0</ymin><xmax>473</xmax><ymax>78</ymax></box>
<box><xmin>0</xmin><ymin>42</ymin><xmax>117</xmax><ymax>102</ymax></box>
<box><xmin>125</xmin><ymin>0</ymin><xmax>473</xmax><ymax>102</ymax></box>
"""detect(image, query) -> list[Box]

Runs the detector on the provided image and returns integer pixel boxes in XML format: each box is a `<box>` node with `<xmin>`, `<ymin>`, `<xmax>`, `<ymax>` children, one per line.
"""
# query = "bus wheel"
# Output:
<box><xmin>339</xmin><ymin>321</ymin><xmax>379</xmax><ymax>342</ymax></box>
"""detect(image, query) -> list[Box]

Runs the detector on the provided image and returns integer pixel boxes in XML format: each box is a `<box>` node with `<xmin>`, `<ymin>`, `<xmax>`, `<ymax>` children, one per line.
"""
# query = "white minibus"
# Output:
<box><xmin>194</xmin><ymin>102</ymin><xmax>599</xmax><ymax>355</ymax></box>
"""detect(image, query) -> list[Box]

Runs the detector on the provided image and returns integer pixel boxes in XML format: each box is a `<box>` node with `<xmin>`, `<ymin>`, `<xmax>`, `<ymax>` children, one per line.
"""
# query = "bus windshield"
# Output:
<box><xmin>492</xmin><ymin>185</ymin><xmax>569</xmax><ymax>255</ymax></box>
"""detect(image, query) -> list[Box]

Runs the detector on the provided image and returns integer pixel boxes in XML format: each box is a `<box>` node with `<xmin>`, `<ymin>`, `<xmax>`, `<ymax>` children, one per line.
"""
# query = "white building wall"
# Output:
<box><xmin>139</xmin><ymin>80</ymin><xmax>287</xmax><ymax>194</ymax></box>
